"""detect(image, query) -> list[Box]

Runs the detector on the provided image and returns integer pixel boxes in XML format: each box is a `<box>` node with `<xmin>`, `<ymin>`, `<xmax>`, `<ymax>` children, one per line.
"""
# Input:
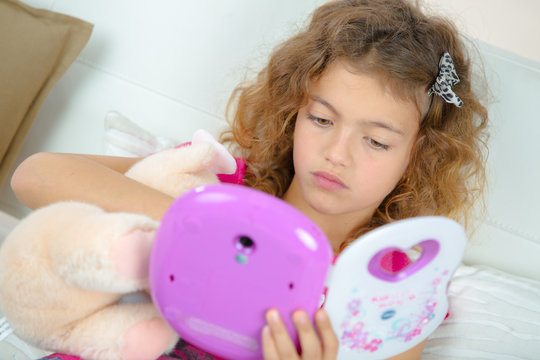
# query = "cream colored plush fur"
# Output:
<box><xmin>0</xmin><ymin>130</ymin><xmax>236</xmax><ymax>360</ymax></box>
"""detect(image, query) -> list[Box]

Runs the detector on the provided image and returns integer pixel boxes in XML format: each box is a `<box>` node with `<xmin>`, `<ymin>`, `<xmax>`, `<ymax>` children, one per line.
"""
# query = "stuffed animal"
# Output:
<box><xmin>0</xmin><ymin>129</ymin><xmax>237</xmax><ymax>360</ymax></box>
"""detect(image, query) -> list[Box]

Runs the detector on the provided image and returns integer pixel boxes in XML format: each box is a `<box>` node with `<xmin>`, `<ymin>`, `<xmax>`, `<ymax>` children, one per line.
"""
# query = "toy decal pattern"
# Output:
<box><xmin>339</xmin><ymin>268</ymin><xmax>449</xmax><ymax>353</ymax></box>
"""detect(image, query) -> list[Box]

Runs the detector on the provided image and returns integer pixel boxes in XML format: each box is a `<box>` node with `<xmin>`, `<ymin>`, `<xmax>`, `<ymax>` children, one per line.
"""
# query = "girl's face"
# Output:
<box><xmin>286</xmin><ymin>61</ymin><xmax>423</xmax><ymax>230</ymax></box>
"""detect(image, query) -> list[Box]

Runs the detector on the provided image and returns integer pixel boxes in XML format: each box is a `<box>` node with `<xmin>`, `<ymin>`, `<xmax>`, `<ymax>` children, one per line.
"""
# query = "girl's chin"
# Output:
<box><xmin>303</xmin><ymin>195</ymin><xmax>345</xmax><ymax>217</ymax></box>
<box><xmin>305</xmin><ymin>193</ymin><xmax>377</xmax><ymax>221</ymax></box>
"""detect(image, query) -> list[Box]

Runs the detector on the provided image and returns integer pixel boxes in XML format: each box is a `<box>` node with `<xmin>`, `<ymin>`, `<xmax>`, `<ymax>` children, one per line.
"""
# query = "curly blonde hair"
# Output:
<box><xmin>221</xmin><ymin>0</ymin><xmax>488</xmax><ymax>251</ymax></box>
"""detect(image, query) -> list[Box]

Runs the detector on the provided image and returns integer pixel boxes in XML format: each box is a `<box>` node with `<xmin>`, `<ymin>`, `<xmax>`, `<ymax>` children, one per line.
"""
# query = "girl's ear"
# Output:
<box><xmin>191</xmin><ymin>129</ymin><xmax>237</xmax><ymax>175</ymax></box>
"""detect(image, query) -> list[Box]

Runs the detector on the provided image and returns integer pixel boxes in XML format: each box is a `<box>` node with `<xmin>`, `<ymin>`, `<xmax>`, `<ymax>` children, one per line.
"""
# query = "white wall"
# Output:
<box><xmin>425</xmin><ymin>0</ymin><xmax>540</xmax><ymax>64</ymax></box>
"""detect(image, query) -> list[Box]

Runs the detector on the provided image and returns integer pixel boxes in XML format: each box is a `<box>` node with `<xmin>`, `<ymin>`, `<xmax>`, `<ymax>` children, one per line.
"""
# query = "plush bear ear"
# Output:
<box><xmin>191</xmin><ymin>129</ymin><xmax>237</xmax><ymax>175</ymax></box>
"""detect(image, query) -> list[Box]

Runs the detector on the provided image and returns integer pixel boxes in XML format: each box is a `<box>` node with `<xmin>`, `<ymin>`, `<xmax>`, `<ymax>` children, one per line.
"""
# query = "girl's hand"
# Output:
<box><xmin>262</xmin><ymin>309</ymin><xmax>339</xmax><ymax>360</ymax></box>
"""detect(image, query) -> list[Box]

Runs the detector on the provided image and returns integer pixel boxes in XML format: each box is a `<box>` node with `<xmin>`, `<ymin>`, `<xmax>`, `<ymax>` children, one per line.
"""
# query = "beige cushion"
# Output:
<box><xmin>0</xmin><ymin>0</ymin><xmax>93</xmax><ymax>186</ymax></box>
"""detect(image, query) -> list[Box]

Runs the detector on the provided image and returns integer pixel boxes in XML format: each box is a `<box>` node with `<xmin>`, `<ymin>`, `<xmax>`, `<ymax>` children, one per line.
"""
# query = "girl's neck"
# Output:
<box><xmin>311</xmin><ymin>214</ymin><xmax>361</xmax><ymax>254</ymax></box>
<box><xmin>282</xmin><ymin>179</ymin><xmax>371</xmax><ymax>254</ymax></box>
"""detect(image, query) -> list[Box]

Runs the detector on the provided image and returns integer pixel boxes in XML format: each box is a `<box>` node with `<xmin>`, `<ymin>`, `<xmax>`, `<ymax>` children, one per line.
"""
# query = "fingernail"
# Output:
<box><xmin>267</xmin><ymin>309</ymin><xmax>280</xmax><ymax>324</ymax></box>
<box><xmin>262</xmin><ymin>325</ymin><xmax>271</xmax><ymax>337</ymax></box>
<box><xmin>316</xmin><ymin>309</ymin><xmax>328</xmax><ymax>321</ymax></box>
<box><xmin>294</xmin><ymin>310</ymin><xmax>309</xmax><ymax>323</ymax></box>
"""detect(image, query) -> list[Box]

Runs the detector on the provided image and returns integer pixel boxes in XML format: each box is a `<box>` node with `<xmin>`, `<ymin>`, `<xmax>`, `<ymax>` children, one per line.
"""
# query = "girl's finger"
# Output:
<box><xmin>292</xmin><ymin>310</ymin><xmax>322</xmax><ymax>359</ymax></box>
<box><xmin>314</xmin><ymin>309</ymin><xmax>339</xmax><ymax>359</ymax></box>
<box><xmin>265</xmin><ymin>309</ymin><xmax>299</xmax><ymax>360</ymax></box>
<box><xmin>262</xmin><ymin>325</ymin><xmax>280</xmax><ymax>360</ymax></box>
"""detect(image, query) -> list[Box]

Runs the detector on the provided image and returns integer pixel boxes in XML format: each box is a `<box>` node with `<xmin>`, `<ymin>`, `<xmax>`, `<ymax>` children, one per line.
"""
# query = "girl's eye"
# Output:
<box><xmin>307</xmin><ymin>114</ymin><xmax>332</xmax><ymax>127</ymax></box>
<box><xmin>368</xmin><ymin>138</ymin><xmax>390</xmax><ymax>150</ymax></box>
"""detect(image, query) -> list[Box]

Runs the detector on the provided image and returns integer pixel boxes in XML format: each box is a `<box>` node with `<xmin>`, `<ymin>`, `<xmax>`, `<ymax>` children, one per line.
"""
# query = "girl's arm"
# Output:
<box><xmin>387</xmin><ymin>339</ymin><xmax>426</xmax><ymax>360</ymax></box>
<box><xmin>11</xmin><ymin>152</ymin><xmax>174</xmax><ymax>220</ymax></box>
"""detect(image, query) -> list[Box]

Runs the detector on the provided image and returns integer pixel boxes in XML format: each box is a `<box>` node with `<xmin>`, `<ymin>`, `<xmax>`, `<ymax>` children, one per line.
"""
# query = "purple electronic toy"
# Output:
<box><xmin>150</xmin><ymin>184</ymin><xmax>333</xmax><ymax>360</ymax></box>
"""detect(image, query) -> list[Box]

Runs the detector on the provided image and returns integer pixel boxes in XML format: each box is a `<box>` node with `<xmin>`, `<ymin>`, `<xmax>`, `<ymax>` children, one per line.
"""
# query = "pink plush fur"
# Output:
<box><xmin>0</xmin><ymin>130</ymin><xmax>236</xmax><ymax>360</ymax></box>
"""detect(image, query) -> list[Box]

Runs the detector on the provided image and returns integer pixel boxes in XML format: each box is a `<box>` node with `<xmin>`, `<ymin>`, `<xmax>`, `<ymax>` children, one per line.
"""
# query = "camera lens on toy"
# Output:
<box><xmin>234</xmin><ymin>235</ymin><xmax>256</xmax><ymax>264</ymax></box>
<box><xmin>236</xmin><ymin>235</ymin><xmax>255</xmax><ymax>251</ymax></box>
<box><xmin>239</xmin><ymin>236</ymin><xmax>254</xmax><ymax>248</ymax></box>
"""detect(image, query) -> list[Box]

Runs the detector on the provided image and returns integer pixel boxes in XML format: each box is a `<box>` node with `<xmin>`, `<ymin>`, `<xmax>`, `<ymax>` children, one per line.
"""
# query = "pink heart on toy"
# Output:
<box><xmin>379</xmin><ymin>250</ymin><xmax>412</xmax><ymax>273</ymax></box>
<box><xmin>368</xmin><ymin>240</ymin><xmax>440</xmax><ymax>282</ymax></box>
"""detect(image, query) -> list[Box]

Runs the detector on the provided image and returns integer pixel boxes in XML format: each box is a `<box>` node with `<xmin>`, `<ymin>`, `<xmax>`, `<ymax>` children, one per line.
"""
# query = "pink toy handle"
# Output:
<box><xmin>367</xmin><ymin>239</ymin><xmax>440</xmax><ymax>282</ymax></box>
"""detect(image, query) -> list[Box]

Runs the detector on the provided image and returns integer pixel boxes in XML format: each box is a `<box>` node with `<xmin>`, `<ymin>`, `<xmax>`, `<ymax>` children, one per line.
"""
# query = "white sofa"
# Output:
<box><xmin>0</xmin><ymin>1</ymin><xmax>539</xmax><ymax>359</ymax></box>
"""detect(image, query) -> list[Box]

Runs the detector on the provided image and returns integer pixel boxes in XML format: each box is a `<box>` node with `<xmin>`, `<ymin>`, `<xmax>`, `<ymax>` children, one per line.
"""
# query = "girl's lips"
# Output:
<box><xmin>312</xmin><ymin>171</ymin><xmax>347</xmax><ymax>190</ymax></box>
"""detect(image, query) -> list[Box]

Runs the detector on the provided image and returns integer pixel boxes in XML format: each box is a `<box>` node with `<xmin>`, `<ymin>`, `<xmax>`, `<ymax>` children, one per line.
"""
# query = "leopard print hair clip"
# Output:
<box><xmin>428</xmin><ymin>52</ymin><xmax>463</xmax><ymax>108</ymax></box>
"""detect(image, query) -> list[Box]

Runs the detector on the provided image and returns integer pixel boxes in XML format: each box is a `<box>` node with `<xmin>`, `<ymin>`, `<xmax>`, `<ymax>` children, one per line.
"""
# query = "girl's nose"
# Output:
<box><xmin>324</xmin><ymin>130</ymin><xmax>352</xmax><ymax>167</ymax></box>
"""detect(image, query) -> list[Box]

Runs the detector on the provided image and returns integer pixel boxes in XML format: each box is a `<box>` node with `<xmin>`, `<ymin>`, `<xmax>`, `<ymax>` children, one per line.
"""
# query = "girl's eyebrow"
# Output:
<box><xmin>311</xmin><ymin>95</ymin><xmax>340</xmax><ymax>116</ymax></box>
<box><xmin>310</xmin><ymin>95</ymin><xmax>404</xmax><ymax>135</ymax></box>
<box><xmin>363</xmin><ymin>120</ymin><xmax>404</xmax><ymax>135</ymax></box>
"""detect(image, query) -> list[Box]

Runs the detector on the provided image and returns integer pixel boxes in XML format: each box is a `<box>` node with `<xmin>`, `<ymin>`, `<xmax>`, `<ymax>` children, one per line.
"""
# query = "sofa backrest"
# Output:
<box><xmin>463</xmin><ymin>42</ymin><xmax>540</xmax><ymax>281</ymax></box>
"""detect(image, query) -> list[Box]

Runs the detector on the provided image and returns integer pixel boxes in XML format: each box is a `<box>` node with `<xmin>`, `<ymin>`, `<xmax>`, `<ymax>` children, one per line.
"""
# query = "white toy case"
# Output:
<box><xmin>324</xmin><ymin>216</ymin><xmax>467</xmax><ymax>359</ymax></box>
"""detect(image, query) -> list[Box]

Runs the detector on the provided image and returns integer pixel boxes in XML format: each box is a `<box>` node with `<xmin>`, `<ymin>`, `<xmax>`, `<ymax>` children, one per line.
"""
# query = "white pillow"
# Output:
<box><xmin>0</xmin><ymin>317</ymin><xmax>50</xmax><ymax>360</ymax></box>
<box><xmin>103</xmin><ymin>111</ymin><xmax>180</xmax><ymax>157</ymax></box>
<box><xmin>423</xmin><ymin>265</ymin><xmax>540</xmax><ymax>359</ymax></box>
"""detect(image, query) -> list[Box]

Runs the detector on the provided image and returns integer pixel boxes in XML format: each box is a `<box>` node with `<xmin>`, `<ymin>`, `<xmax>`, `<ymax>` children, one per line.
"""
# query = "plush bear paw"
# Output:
<box><xmin>121</xmin><ymin>317</ymin><xmax>177</xmax><ymax>360</ymax></box>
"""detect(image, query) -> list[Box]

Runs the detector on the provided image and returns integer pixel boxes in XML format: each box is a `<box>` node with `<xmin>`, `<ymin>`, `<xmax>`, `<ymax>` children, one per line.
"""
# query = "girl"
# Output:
<box><xmin>13</xmin><ymin>0</ymin><xmax>488</xmax><ymax>359</ymax></box>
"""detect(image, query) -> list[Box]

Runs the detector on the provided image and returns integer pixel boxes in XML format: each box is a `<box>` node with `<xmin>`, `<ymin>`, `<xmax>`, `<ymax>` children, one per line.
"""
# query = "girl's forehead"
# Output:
<box><xmin>308</xmin><ymin>61</ymin><xmax>429</xmax><ymax>119</ymax></box>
